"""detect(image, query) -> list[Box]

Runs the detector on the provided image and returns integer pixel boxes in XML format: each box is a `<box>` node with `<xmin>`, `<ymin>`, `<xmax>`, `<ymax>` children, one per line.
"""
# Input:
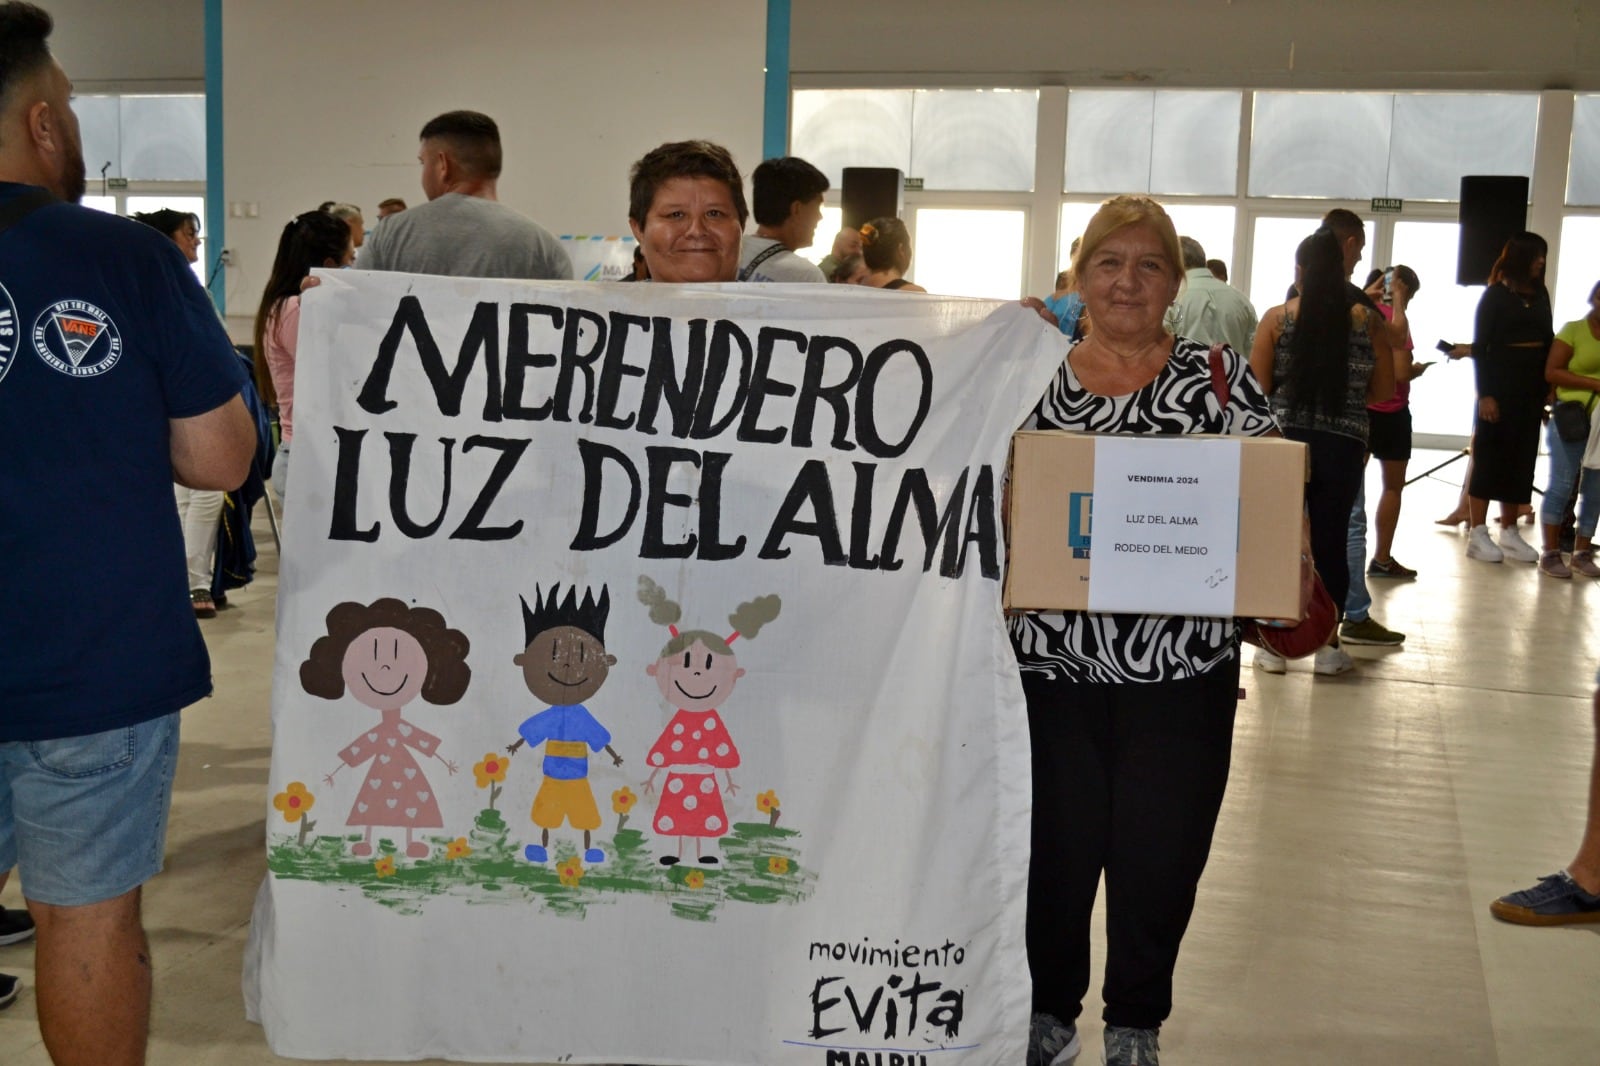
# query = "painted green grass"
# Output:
<box><xmin>267</xmin><ymin>809</ymin><xmax>813</xmax><ymax>920</ymax></box>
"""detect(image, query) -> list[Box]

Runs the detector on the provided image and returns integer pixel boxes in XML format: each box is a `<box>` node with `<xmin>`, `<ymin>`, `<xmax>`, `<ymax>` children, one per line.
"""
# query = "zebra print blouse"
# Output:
<box><xmin>1008</xmin><ymin>336</ymin><xmax>1279</xmax><ymax>685</ymax></box>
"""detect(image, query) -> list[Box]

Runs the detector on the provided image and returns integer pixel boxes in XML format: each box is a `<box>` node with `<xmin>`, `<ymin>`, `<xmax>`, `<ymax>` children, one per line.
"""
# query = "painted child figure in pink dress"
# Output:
<box><xmin>637</xmin><ymin>576</ymin><xmax>781</xmax><ymax>866</ymax></box>
<box><xmin>301</xmin><ymin>598</ymin><xmax>470</xmax><ymax>859</ymax></box>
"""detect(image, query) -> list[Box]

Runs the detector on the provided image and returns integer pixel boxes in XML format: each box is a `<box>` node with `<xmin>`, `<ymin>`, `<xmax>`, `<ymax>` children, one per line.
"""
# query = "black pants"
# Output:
<box><xmin>1024</xmin><ymin>656</ymin><xmax>1240</xmax><ymax>1031</ymax></box>
<box><xmin>1470</xmin><ymin>345</ymin><xmax>1546</xmax><ymax>506</ymax></box>
<box><xmin>1285</xmin><ymin>428</ymin><xmax>1366</xmax><ymax>617</ymax></box>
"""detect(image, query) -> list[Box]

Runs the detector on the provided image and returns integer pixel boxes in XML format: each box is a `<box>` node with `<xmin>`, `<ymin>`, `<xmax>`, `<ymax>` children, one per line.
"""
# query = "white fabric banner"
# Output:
<box><xmin>242</xmin><ymin>272</ymin><xmax>1064</xmax><ymax>1065</ymax></box>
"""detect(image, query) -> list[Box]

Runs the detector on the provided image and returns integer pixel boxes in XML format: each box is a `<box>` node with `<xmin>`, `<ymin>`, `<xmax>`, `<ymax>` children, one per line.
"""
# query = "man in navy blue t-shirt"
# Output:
<box><xmin>0</xmin><ymin>4</ymin><xmax>256</xmax><ymax>1060</ymax></box>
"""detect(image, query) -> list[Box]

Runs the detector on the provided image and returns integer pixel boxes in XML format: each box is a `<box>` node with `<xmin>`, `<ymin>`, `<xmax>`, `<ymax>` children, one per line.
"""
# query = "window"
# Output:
<box><xmin>1246</xmin><ymin>216</ymin><xmax>1371</xmax><ymax>318</ymax></box>
<box><xmin>1389</xmin><ymin>221</ymin><xmax>1482</xmax><ymax>437</ymax></box>
<box><xmin>791</xmin><ymin>90</ymin><xmax>911</xmax><ymax>188</ymax></box>
<box><xmin>1250</xmin><ymin>93</ymin><xmax>1393</xmax><ymax>200</ymax></box>
<box><xmin>1250</xmin><ymin>92</ymin><xmax>1537</xmax><ymax>201</ymax></box>
<box><xmin>1058</xmin><ymin>203</ymin><xmax>1099</xmax><ymax>274</ymax></box>
<box><xmin>1569</xmin><ymin>95</ymin><xmax>1600</xmax><ymax>206</ymax></box>
<box><xmin>910</xmin><ymin>90</ymin><xmax>1037</xmax><ymax>191</ymax></box>
<box><xmin>1057</xmin><ymin>203</ymin><xmax>1236</xmax><ymax>284</ymax></box>
<box><xmin>76</xmin><ymin>94</ymin><xmax>206</xmax><ymax>182</ymax></box>
<box><xmin>792</xmin><ymin>89</ymin><xmax>1038</xmax><ymax>191</ymax></box>
<box><xmin>913</xmin><ymin>208</ymin><xmax>1026</xmax><ymax>299</ymax></box>
<box><xmin>1164</xmin><ymin>205</ymin><xmax>1238</xmax><ymax>276</ymax></box>
<box><xmin>795</xmin><ymin>205</ymin><xmax>845</xmax><ymax>266</ymax></box>
<box><xmin>1554</xmin><ymin>217</ymin><xmax>1600</xmax><ymax>325</ymax></box>
<box><xmin>1066</xmin><ymin>90</ymin><xmax>1241</xmax><ymax>197</ymax></box>
<box><xmin>1388</xmin><ymin>95</ymin><xmax>1538</xmax><ymax>202</ymax></box>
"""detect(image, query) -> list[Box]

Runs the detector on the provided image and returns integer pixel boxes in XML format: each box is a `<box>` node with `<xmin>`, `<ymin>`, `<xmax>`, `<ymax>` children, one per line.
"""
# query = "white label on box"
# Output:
<box><xmin>1086</xmin><ymin>436</ymin><xmax>1242</xmax><ymax>616</ymax></box>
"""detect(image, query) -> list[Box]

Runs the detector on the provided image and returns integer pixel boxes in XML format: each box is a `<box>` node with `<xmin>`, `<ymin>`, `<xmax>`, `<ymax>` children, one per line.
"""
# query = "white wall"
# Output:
<box><xmin>219</xmin><ymin>0</ymin><xmax>765</xmax><ymax>327</ymax></box>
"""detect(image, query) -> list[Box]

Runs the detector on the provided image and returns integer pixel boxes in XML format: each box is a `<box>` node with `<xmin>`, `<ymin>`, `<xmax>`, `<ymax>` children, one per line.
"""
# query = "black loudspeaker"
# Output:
<box><xmin>841</xmin><ymin>167</ymin><xmax>903</xmax><ymax>231</ymax></box>
<box><xmin>1457</xmin><ymin>175</ymin><xmax>1529</xmax><ymax>286</ymax></box>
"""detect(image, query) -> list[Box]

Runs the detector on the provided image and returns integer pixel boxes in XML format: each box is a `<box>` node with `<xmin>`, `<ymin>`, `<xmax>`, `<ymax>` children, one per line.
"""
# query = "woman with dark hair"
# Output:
<box><xmin>133</xmin><ymin>208</ymin><xmax>222</xmax><ymax>615</ymax></box>
<box><xmin>1358</xmin><ymin>264</ymin><xmax>1430</xmax><ymax>578</ymax></box>
<box><xmin>1462</xmin><ymin>232</ymin><xmax>1553</xmax><ymax>564</ymax></box>
<box><xmin>131</xmin><ymin>208</ymin><xmax>201</xmax><ymax>265</ymax></box>
<box><xmin>1250</xmin><ymin>229</ymin><xmax>1394</xmax><ymax>676</ymax></box>
<box><xmin>253</xmin><ymin>210</ymin><xmax>355</xmax><ymax>504</ymax></box>
<box><xmin>626</xmin><ymin>140</ymin><xmax>747</xmax><ymax>284</ymax></box>
<box><xmin>1538</xmin><ymin>279</ymin><xmax>1600</xmax><ymax>578</ymax></box>
<box><xmin>860</xmin><ymin>217</ymin><xmax>926</xmax><ymax>292</ymax></box>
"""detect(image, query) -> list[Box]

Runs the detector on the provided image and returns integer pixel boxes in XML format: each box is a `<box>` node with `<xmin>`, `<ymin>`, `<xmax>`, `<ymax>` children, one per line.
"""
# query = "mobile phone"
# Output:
<box><xmin>1383</xmin><ymin>267</ymin><xmax>1394</xmax><ymax>301</ymax></box>
<box><xmin>1435</xmin><ymin>339</ymin><xmax>1455</xmax><ymax>353</ymax></box>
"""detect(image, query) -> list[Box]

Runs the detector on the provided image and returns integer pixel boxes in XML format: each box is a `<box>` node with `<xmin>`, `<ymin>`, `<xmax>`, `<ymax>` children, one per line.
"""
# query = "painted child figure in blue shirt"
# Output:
<box><xmin>507</xmin><ymin>584</ymin><xmax>623</xmax><ymax>864</ymax></box>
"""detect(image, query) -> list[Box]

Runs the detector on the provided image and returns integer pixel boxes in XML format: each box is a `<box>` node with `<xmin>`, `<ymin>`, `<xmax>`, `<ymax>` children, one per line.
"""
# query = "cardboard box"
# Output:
<box><xmin>1003</xmin><ymin>430</ymin><xmax>1307</xmax><ymax>619</ymax></box>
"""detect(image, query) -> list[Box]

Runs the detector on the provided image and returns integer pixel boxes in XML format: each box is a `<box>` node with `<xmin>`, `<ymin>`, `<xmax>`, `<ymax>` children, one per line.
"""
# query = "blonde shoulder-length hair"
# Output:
<box><xmin>1071</xmin><ymin>195</ymin><xmax>1183</xmax><ymax>286</ymax></box>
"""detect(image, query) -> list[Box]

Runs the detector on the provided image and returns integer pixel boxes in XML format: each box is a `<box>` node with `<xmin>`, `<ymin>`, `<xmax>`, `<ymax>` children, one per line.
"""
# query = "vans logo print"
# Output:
<box><xmin>32</xmin><ymin>299</ymin><xmax>122</xmax><ymax>378</ymax></box>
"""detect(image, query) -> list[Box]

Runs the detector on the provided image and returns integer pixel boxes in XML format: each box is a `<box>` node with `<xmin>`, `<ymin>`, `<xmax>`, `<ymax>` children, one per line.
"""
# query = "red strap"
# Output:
<box><xmin>1207</xmin><ymin>343</ymin><xmax>1230</xmax><ymax>413</ymax></box>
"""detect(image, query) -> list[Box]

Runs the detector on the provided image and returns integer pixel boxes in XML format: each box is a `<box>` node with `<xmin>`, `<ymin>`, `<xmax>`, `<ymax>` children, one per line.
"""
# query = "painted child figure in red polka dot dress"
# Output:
<box><xmin>638</xmin><ymin>576</ymin><xmax>782</xmax><ymax>866</ymax></box>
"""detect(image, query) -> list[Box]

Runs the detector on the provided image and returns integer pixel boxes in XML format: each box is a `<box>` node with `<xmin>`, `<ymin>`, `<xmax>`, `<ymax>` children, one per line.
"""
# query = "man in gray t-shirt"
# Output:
<box><xmin>358</xmin><ymin>110</ymin><xmax>572</xmax><ymax>281</ymax></box>
<box><xmin>736</xmin><ymin>156</ymin><xmax>828</xmax><ymax>284</ymax></box>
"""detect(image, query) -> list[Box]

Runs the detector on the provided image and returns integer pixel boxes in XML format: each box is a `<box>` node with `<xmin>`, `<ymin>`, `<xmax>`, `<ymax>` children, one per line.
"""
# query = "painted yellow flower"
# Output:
<box><xmin>557</xmin><ymin>856</ymin><xmax>585</xmax><ymax>887</ymax></box>
<box><xmin>272</xmin><ymin>781</ymin><xmax>316</xmax><ymax>823</ymax></box>
<box><xmin>473</xmin><ymin>753</ymin><xmax>508</xmax><ymax>789</ymax></box>
<box><xmin>612</xmin><ymin>786</ymin><xmax>637</xmax><ymax>814</ymax></box>
<box><xmin>374</xmin><ymin>855</ymin><xmax>397</xmax><ymax>878</ymax></box>
<box><xmin>767</xmin><ymin>856</ymin><xmax>790</xmax><ymax>875</ymax></box>
<box><xmin>445</xmin><ymin>837</ymin><xmax>472</xmax><ymax>860</ymax></box>
<box><xmin>684</xmin><ymin>870</ymin><xmax>706</xmax><ymax>890</ymax></box>
<box><xmin>755</xmin><ymin>789</ymin><xmax>781</xmax><ymax>814</ymax></box>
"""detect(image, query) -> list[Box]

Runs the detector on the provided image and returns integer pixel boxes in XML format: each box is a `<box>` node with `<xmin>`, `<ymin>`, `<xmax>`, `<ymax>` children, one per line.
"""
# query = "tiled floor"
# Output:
<box><xmin>2</xmin><ymin>452</ymin><xmax>1597</xmax><ymax>1064</ymax></box>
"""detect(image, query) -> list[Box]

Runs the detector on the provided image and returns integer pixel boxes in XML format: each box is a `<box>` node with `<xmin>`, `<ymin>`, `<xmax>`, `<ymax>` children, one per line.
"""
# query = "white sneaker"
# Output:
<box><xmin>1313</xmin><ymin>645</ymin><xmax>1355</xmax><ymax>676</ymax></box>
<box><xmin>1252</xmin><ymin>646</ymin><xmax>1287</xmax><ymax>673</ymax></box>
<box><xmin>1466</xmin><ymin>524</ymin><xmax>1504</xmax><ymax>563</ymax></box>
<box><xmin>1497</xmin><ymin>524</ymin><xmax>1539</xmax><ymax>563</ymax></box>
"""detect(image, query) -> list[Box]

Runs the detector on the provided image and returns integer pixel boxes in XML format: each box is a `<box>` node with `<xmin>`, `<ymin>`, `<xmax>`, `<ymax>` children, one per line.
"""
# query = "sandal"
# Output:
<box><xmin>191</xmin><ymin>589</ymin><xmax>217</xmax><ymax>618</ymax></box>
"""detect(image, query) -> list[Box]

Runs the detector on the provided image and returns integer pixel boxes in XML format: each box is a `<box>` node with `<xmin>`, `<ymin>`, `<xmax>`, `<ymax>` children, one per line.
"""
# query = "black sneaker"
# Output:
<box><xmin>0</xmin><ymin>905</ymin><xmax>33</xmax><ymax>946</ymax></box>
<box><xmin>0</xmin><ymin>972</ymin><xmax>19</xmax><ymax>1009</ymax></box>
<box><xmin>1366</xmin><ymin>556</ymin><xmax>1418</xmax><ymax>579</ymax></box>
<box><xmin>1338</xmin><ymin>616</ymin><xmax>1405</xmax><ymax>646</ymax></box>
<box><xmin>1028</xmin><ymin>1011</ymin><xmax>1081</xmax><ymax>1066</ymax></box>
<box><xmin>1489</xmin><ymin>871</ymin><xmax>1600</xmax><ymax>926</ymax></box>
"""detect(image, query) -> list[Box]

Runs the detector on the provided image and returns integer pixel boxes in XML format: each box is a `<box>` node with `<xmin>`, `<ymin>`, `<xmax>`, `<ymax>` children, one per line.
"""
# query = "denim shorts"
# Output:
<box><xmin>0</xmin><ymin>712</ymin><xmax>180</xmax><ymax>906</ymax></box>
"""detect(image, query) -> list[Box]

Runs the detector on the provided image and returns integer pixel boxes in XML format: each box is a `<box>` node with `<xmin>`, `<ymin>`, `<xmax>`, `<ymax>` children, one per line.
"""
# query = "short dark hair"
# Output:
<box><xmin>378</xmin><ymin>197</ymin><xmax>407</xmax><ymax>211</ymax></box>
<box><xmin>628</xmin><ymin>140</ymin><xmax>748</xmax><ymax>228</ymax></box>
<box><xmin>419</xmin><ymin>110</ymin><xmax>502</xmax><ymax>180</ymax></box>
<box><xmin>1320</xmin><ymin>208</ymin><xmax>1364</xmax><ymax>243</ymax></box>
<box><xmin>750</xmin><ymin>156</ymin><xmax>828</xmax><ymax>227</ymax></box>
<box><xmin>1178</xmin><ymin>236</ymin><xmax>1207</xmax><ymax>270</ymax></box>
<box><xmin>520</xmin><ymin>584</ymin><xmax>611</xmax><ymax>647</ymax></box>
<box><xmin>0</xmin><ymin>2</ymin><xmax>53</xmax><ymax>115</ymax></box>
